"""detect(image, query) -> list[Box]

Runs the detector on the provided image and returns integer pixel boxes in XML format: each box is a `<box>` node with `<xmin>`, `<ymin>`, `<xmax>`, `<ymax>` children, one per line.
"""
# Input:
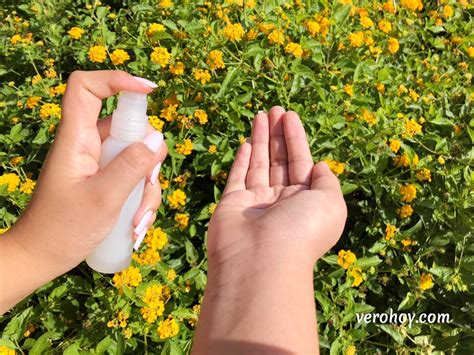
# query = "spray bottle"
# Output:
<box><xmin>86</xmin><ymin>90</ymin><xmax>150</xmax><ymax>274</ymax></box>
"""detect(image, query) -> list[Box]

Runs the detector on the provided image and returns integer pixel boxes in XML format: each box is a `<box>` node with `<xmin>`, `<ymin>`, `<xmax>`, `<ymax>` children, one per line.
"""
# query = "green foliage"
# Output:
<box><xmin>1</xmin><ymin>0</ymin><xmax>473</xmax><ymax>354</ymax></box>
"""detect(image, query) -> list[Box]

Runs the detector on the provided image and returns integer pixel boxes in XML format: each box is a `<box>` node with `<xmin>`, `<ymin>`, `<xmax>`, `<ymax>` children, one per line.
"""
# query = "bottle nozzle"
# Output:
<box><xmin>110</xmin><ymin>91</ymin><xmax>148</xmax><ymax>142</ymax></box>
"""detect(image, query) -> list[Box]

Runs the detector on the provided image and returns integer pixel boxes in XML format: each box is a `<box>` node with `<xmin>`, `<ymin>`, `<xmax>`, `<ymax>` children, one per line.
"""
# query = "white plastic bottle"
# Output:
<box><xmin>86</xmin><ymin>91</ymin><xmax>149</xmax><ymax>274</ymax></box>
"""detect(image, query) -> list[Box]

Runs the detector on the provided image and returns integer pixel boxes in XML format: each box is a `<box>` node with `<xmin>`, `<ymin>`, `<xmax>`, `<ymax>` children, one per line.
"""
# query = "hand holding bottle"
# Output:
<box><xmin>0</xmin><ymin>71</ymin><xmax>167</xmax><ymax>313</ymax></box>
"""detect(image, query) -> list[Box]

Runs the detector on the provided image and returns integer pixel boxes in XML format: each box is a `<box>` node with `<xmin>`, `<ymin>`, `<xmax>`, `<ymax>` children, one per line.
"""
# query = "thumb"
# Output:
<box><xmin>310</xmin><ymin>161</ymin><xmax>343</xmax><ymax>195</ymax></box>
<box><xmin>92</xmin><ymin>131</ymin><xmax>164</xmax><ymax>204</ymax></box>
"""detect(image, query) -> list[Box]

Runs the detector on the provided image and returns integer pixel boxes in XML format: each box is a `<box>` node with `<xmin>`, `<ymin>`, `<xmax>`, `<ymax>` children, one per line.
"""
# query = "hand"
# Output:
<box><xmin>193</xmin><ymin>107</ymin><xmax>347</xmax><ymax>354</ymax></box>
<box><xmin>208</xmin><ymin>106</ymin><xmax>347</xmax><ymax>270</ymax></box>
<box><xmin>1</xmin><ymin>71</ymin><xmax>167</xmax><ymax>312</ymax></box>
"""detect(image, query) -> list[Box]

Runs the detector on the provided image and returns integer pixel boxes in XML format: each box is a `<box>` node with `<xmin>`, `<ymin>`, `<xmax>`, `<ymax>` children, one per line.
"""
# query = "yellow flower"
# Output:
<box><xmin>207</xmin><ymin>50</ymin><xmax>225</xmax><ymax>70</ymax></box>
<box><xmin>467</xmin><ymin>47</ymin><xmax>474</xmax><ymax>58</ymax></box>
<box><xmin>285</xmin><ymin>42</ymin><xmax>303</xmax><ymax>57</ymax></box>
<box><xmin>68</xmin><ymin>27</ymin><xmax>84</xmax><ymax>39</ymax></box>
<box><xmin>149</xmin><ymin>115</ymin><xmax>165</xmax><ymax>132</ymax></box>
<box><xmin>388</xmin><ymin>38</ymin><xmax>399</xmax><ymax>54</ymax></box>
<box><xmin>338</xmin><ymin>250</ymin><xmax>356</xmax><ymax>269</ymax></box>
<box><xmin>385</xmin><ymin>224</ymin><xmax>396</xmax><ymax>241</ymax></box>
<box><xmin>360</xmin><ymin>109</ymin><xmax>376</xmax><ymax>125</ymax></box>
<box><xmin>110</xmin><ymin>49</ymin><xmax>130</xmax><ymax>65</ymax></box>
<box><xmin>176</xmin><ymin>139</ymin><xmax>193</xmax><ymax>156</ymax></box>
<box><xmin>88</xmin><ymin>45</ymin><xmax>107</xmax><ymax>63</ymax></box>
<box><xmin>144</xmin><ymin>227</ymin><xmax>168</xmax><ymax>250</ymax></box>
<box><xmin>348</xmin><ymin>31</ymin><xmax>365</xmax><ymax>47</ymax></box>
<box><xmin>167</xmin><ymin>189</ymin><xmax>187</xmax><ymax>209</ymax></box>
<box><xmin>0</xmin><ymin>346</ymin><xmax>15</xmax><ymax>355</ymax></box>
<box><xmin>360</xmin><ymin>16</ymin><xmax>373</xmax><ymax>28</ymax></box>
<box><xmin>324</xmin><ymin>159</ymin><xmax>345</xmax><ymax>175</ymax></box>
<box><xmin>416</xmin><ymin>168</ymin><xmax>432</xmax><ymax>182</ymax></box>
<box><xmin>383</xmin><ymin>0</ymin><xmax>396</xmax><ymax>13</ymax></box>
<box><xmin>170</xmin><ymin>61</ymin><xmax>185</xmax><ymax>75</ymax></box>
<box><xmin>442</xmin><ymin>5</ymin><xmax>453</xmax><ymax>18</ymax></box>
<box><xmin>0</xmin><ymin>173</ymin><xmax>20</xmax><ymax>192</ymax></box>
<box><xmin>39</xmin><ymin>103</ymin><xmax>61</xmax><ymax>119</ymax></box>
<box><xmin>11</xmin><ymin>34</ymin><xmax>22</xmax><ymax>44</ymax></box>
<box><xmin>343</xmin><ymin>84</ymin><xmax>354</xmax><ymax>97</ymax></box>
<box><xmin>408</xmin><ymin>89</ymin><xmax>419</xmax><ymax>102</ymax></box>
<box><xmin>159</xmin><ymin>0</ymin><xmax>173</xmax><ymax>8</ymax></box>
<box><xmin>345</xmin><ymin>345</ymin><xmax>357</xmax><ymax>355</ymax></box>
<box><xmin>148</xmin><ymin>23</ymin><xmax>165</xmax><ymax>36</ymax></box>
<box><xmin>167</xmin><ymin>269</ymin><xmax>177</xmax><ymax>281</ymax></box>
<box><xmin>194</xmin><ymin>109</ymin><xmax>208</xmax><ymax>124</ymax></box>
<box><xmin>398</xmin><ymin>205</ymin><xmax>413</xmax><ymax>219</ymax></box>
<box><xmin>400</xmin><ymin>183</ymin><xmax>417</xmax><ymax>203</ymax></box>
<box><xmin>32</xmin><ymin>74</ymin><xmax>42</xmax><ymax>85</ymax></box>
<box><xmin>133</xmin><ymin>247</ymin><xmax>161</xmax><ymax>266</ymax></box>
<box><xmin>437</xmin><ymin>156</ymin><xmax>445</xmax><ymax>165</ymax></box>
<box><xmin>378</xmin><ymin>19</ymin><xmax>392</xmax><ymax>33</ymax></box>
<box><xmin>10</xmin><ymin>156</ymin><xmax>24</xmax><ymax>166</ymax></box>
<box><xmin>151</xmin><ymin>47</ymin><xmax>171</xmax><ymax>67</ymax></box>
<box><xmin>403</xmin><ymin>119</ymin><xmax>422</xmax><ymax>137</ymax></box>
<box><xmin>208</xmin><ymin>145</ymin><xmax>217</xmax><ymax>154</ymax></box>
<box><xmin>350</xmin><ymin>267</ymin><xmax>363</xmax><ymax>287</ymax></box>
<box><xmin>268</xmin><ymin>29</ymin><xmax>285</xmax><ymax>45</ymax></box>
<box><xmin>401</xmin><ymin>238</ymin><xmax>412</xmax><ymax>247</ymax></box>
<box><xmin>389</xmin><ymin>139</ymin><xmax>401</xmax><ymax>153</ymax></box>
<box><xmin>420</xmin><ymin>273</ymin><xmax>434</xmax><ymax>291</ymax></box>
<box><xmin>26</xmin><ymin>96</ymin><xmax>41</xmax><ymax>109</ymax></box>
<box><xmin>174</xmin><ymin>212</ymin><xmax>189</xmax><ymax>230</ymax></box>
<box><xmin>400</xmin><ymin>0</ymin><xmax>423</xmax><ymax>12</ymax></box>
<box><xmin>112</xmin><ymin>266</ymin><xmax>142</xmax><ymax>289</ymax></box>
<box><xmin>223</xmin><ymin>23</ymin><xmax>245</xmax><ymax>41</ymax></box>
<box><xmin>157</xmin><ymin>318</ymin><xmax>179</xmax><ymax>339</ymax></box>
<box><xmin>19</xmin><ymin>178</ymin><xmax>36</xmax><ymax>194</ymax></box>
<box><xmin>208</xmin><ymin>203</ymin><xmax>217</xmax><ymax>214</ymax></box>
<box><xmin>160</xmin><ymin>104</ymin><xmax>178</xmax><ymax>122</ymax></box>
<box><xmin>304</xmin><ymin>20</ymin><xmax>320</xmax><ymax>37</ymax></box>
<box><xmin>193</xmin><ymin>69</ymin><xmax>211</xmax><ymax>85</ymax></box>
<box><xmin>397</xmin><ymin>84</ymin><xmax>408</xmax><ymax>96</ymax></box>
<box><xmin>376</xmin><ymin>82</ymin><xmax>385</xmax><ymax>93</ymax></box>
<box><xmin>53</xmin><ymin>83</ymin><xmax>67</xmax><ymax>96</ymax></box>
<box><xmin>44</xmin><ymin>68</ymin><xmax>57</xmax><ymax>78</ymax></box>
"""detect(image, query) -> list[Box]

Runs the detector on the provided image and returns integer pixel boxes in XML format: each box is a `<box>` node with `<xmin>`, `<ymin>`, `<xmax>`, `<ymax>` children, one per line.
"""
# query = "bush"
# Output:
<box><xmin>0</xmin><ymin>0</ymin><xmax>473</xmax><ymax>353</ymax></box>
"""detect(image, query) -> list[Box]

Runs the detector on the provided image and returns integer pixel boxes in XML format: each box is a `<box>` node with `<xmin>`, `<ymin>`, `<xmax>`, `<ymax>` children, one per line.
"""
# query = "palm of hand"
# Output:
<box><xmin>208</xmin><ymin>107</ymin><xmax>347</xmax><ymax>264</ymax></box>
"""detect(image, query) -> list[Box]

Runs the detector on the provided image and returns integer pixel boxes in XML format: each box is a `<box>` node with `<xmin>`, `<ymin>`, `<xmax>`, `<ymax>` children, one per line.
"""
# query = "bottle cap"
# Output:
<box><xmin>110</xmin><ymin>91</ymin><xmax>148</xmax><ymax>142</ymax></box>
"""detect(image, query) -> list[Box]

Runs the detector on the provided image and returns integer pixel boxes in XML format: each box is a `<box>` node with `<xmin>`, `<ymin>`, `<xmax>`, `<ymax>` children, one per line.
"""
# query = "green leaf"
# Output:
<box><xmin>355</xmin><ymin>256</ymin><xmax>382</xmax><ymax>269</ymax></box>
<box><xmin>215</xmin><ymin>67</ymin><xmax>239</xmax><ymax>99</ymax></box>
<box><xmin>333</xmin><ymin>4</ymin><xmax>352</xmax><ymax>23</ymax></box>
<box><xmin>378</xmin><ymin>324</ymin><xmax>405</xmax><ymax>344</ymax></box>
<box><xmin>3</xmin><ymin>306</ymin><xmax>33</xmax><ymax>342</ymax></box>
<box><xmin>171</xmin><ymin>307</ymin><xmax>197</xmax><ymax>319</ymax></box>
<box><xmin>398</xmin><ymin>292</ymin><xmax>416</xmax><ymax>311</ymax></box>
<box><xmin>341</xmin><ymin>182</ymin><xmax>358</xmax><ymax>195</ymax></box>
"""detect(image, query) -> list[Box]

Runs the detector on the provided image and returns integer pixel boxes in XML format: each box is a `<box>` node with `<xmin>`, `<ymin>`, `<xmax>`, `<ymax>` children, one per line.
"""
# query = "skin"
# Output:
<box><xmin>192</xmin><ymin>107</ymin><xmax>347</xmax><ymax>354</ymax></box>
<box><xmin>0</xmin><ymin>71</ymin><xmax>167</xmax><ymax>314</ymax></box>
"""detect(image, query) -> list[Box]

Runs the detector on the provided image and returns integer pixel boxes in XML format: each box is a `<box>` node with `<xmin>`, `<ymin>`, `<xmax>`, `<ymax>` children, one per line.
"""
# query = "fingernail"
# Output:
<box><xmin>245</xmin><ymin>137</ymin><xmax>251</xmax><ymax>144</ymax></box>
<box><xmin>134</xmin><ymin>210</ymin><xmax>153</xmax><ymax>239</ymax></box>
<box><xmin>143</xmin><ymin>131</ymin><xmax>163</xmax><ymax>153</ymax></box>
<box><xmin>257</xmin><ymin>110</ymin><xmax>265</xmax><ymax>114</ymax></box>
<box><xmin>133</xmin><ymin>76</ymin><xmax>158</xmax><ymax>88</ymax></box>
<box><xmin>133</xmin><ymin>228</ymin><xmax>148</xmax><ymax>251</ymax></box>
<box><xmin>150</xmin><ymin>163</ymin><xmax>161</xmax><ymax>186</ymax></box>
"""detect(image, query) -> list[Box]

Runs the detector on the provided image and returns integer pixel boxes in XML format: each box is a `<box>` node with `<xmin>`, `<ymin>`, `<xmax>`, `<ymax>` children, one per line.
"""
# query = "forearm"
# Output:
<box><xmin>0</xmin><ymin>226</ymin><xmax>64</xmax><ymax>314</ymax></box>
<box><xmin>192</xmin><ymin>244</ymin><xmax>319</xmax><ymax>355</ymax></box>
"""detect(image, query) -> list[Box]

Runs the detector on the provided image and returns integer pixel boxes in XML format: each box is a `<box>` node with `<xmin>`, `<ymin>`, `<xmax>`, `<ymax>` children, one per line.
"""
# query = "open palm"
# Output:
<box><xmin>208</xmin><ymin>107</ymin><xmax>347</xmax><ymax>265</ymax></box>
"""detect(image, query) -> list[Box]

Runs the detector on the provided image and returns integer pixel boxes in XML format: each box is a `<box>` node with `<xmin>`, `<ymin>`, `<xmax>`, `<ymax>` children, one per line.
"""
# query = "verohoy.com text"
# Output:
<box><xmin>356</xmin><ymin>309</ymin><xmax>451</xmax><ymax>328</ymax></box>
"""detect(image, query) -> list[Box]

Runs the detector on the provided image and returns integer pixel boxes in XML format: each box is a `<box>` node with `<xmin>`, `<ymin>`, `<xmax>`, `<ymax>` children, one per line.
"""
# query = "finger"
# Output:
<box><xmin>246</xmin><ymin>112</ymin><xmax>270</xmax><ymax>188</ymax></box>
<box><xmin>132</xmin><ymin>180</ymin><xmax>162</xmax><ymax>248</ymax></box>
<box><xmin>268</xmin><ymin>106</ymin><xmax>289</xmax><ymax>186</ymax></box>
<box><xmin>283</xmin><ymin>111</ymin><xmax>313</xmax><ymax>186</ymax></box>
<box><xmin>60</xmin><ymin>70</ymin><xmax>155</xmax><ymax>140</ymax></box>
<box><xmin>92</xmin><ymin>131</ymin><xmax>164</xmax><ymax>205</ymax></box>
<box><xmin>223</xmin><ymin>142</ymin><xmax>252</xmax><ymax>196</ymax></box>
<box><xmin>311</xmin><ymin>161</ymin><xmax>343</xmax><ymax>195</ymax></box>
<box><xmin>97</xmin><ymin>118</ymin><xmax>157</xmax><ymax>142</ymax></box>
<box><xmin>147</xmin><ymin>142</ymin><xmax>167</xmax><ymax>184</ymax></box>
<box><xmin>133</xmin><ymin>212</ymin><xmax>157</xmax><ymax>249</ymax></box>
